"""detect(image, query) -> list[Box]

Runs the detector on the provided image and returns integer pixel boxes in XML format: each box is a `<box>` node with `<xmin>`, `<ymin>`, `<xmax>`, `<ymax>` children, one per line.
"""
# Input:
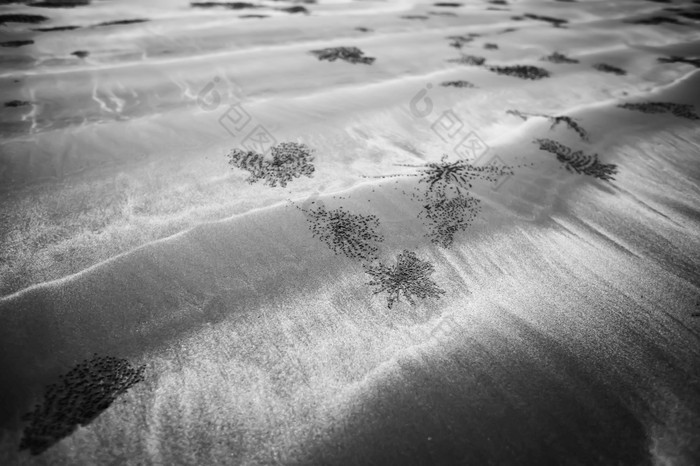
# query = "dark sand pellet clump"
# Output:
<box><xmin>365</xmin><ymin>250</ymin><xmax>445</xmax><ymax>308</ymax></box>
<box><xmin>447</xmin><ymin>54</ymin><xmax>486</xmax><ymax>65</ymax></box>
<box><xmin>593</xmin><ymin>63</ymin><xmax>626</xmax><ymax>75</ymax></box>
<box><xmin>300</xmin><ymin>205</ymin><xmax>384</xmax><ymax>262</ymax></box>
<box><xmin>488</xmin><ymin>65</ymin><xmax>550</xmax><ymax>79</ymax></box>
<box><xmin>534</xmin><ymin>138</ymin><xmax>617</xmax><ymax>181</ymax></box>
<box><xmin>617</xmin><ymin>101</ymin><xmax>699</xmax><ymax>120</ymax></box>
<box><xmin>227</xmin><ymin>142</ymin><xmax>315</xmax><ymax>187</ymax></box>
<box><xmin>310</xmin><ymin>46</ymin><xmax>375</xmax><ymax>64</ymax></box>
<box><xmin>441</xmin><ymin>80</ymin><xmax>476</xmax><ymax>88</ymax></box>
<box><xmin>19</xmin><ymin>355</ymin><xmax>146</xmax><ymax>456</ymax></box>
<box><xmin>541</xmin><ymin>52</ymin><xmax>578</xmax><ymax>64</ymax></box>
<box><xmin>1</xmin><ymin>40</ymin><xmax>34</xmax><ymax>47</ymax></box>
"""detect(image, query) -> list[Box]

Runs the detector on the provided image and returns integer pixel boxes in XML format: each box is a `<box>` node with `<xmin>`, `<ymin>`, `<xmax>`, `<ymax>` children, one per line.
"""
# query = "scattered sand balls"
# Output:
<box><xmin>20</xmin><ymin>354</ymin><xmax>146</xmax><ymax>455</ymax></box>
<box><xmin>593</xmin><ymin>63</ymin><xmax>626</xmax><ymax>75</ymax></box>
<box><xmin>617</xmin><ymin>101</ymin><xmax>699</xmax><ymax>120</ymax></box>
<box><xmin>506</xmin><ymin>110</ymin><xmax>589</xmax><ymax>141</ymax></box>
<box><xmin>365</xmin><ymin>250</ymin><xmax>445</xmax><ymax>308</ymax></box>
<box><xmin>541</xmin><ymin>52</ymin><xmax>579</xmax><ymax>64</ymax></box>
<box><xmin>446</xmin><ymin>33</ymin><xmax>480</xmax><ymax>49</ymax></box>
<box><xmin>657</xmin><ymin>55</ymin><xmax>700</xmax><ymax>67</ymax></box>
<box><xmin>309</xmin><ymin>46</ymin><xmax>375</xmax><ymax>64</ymax></box>
<box><xmin>488</xmin><ymin>65</ymin><xmax>551</xmax><ymax>79</ymax></box>
<box><xmin>373</xmin><ymin>156</ymin><xmax>514</xmax><ymax>246</ymax></box>
<box><xmin>301</xmin><ymin>205</ymin><xmax>384</xmax><ymax>261</ymax></box>
<box><xmin>420</xmin><ymin>192</ymin><xmax>482</xmax><ymax>247</ymax></box>
<box><xmin>447</xmin><ymin>54</ymin><xmax>486</xmax><ymax>65</ymax></box>
<box><xmin>227</xmin><ymin>142</ymin><xmax>315</xmax><ymax>187</ymax></box>
<box><xmin>534</xmin><ymin>138</ymin><xmax>617</xmax><ymax>181</ymax></box>
<box><xmin>441</xmin><ymin>80</ymin><xmax>476</xmax><ymax>88</ymax></box>
<box><xmin>410</xmin><ymin>156</ymin><xmax>514</xmax><ymax>195</ymax></box>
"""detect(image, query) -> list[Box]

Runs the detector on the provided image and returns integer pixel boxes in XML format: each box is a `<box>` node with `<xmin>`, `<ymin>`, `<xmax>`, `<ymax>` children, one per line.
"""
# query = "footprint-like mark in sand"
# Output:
<box><xmin>365</xmin><ymin>249</ymin><xmax>445</xmax><ymax>308</ymax></box>
<box><xmin>20</xmin><ymin>355</ymin><xmax>145</xmax><ymax>456</ymax></box>
<box><xmin>533</xmin><ymin>138</ymin><xmax>617</xmax><ymax>181</ymax></box>
<box><xmin>309</xmin><ymin>47</ymin><xmax>375</xmax><ymax>64</ymax></box>
<box><xmin>227</xmin><ymin>142</ymin><xmax>315</xmax><ymax>187</ymax></box>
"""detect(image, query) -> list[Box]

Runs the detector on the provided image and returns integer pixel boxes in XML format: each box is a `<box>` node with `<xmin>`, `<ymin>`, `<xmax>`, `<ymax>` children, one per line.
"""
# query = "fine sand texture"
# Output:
<box><xmin>1</xmin><ymin>0</ymin><xmax>700</xmax><ymax>464</ymax></box>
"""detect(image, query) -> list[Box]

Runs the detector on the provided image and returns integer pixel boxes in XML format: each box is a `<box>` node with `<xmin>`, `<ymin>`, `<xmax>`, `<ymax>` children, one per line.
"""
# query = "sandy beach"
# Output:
<box><xmin>1</xmin><ymin>0</ymin><xmax>699</xmax><ymax>464</ymax></box>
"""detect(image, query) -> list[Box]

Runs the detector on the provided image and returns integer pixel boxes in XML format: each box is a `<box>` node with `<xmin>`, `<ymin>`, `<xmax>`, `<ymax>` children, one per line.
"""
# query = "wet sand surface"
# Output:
<box><xmin>1</xmin><ymin>0</ymin><xmax>699</xmax><ymax>464</ymax></box>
